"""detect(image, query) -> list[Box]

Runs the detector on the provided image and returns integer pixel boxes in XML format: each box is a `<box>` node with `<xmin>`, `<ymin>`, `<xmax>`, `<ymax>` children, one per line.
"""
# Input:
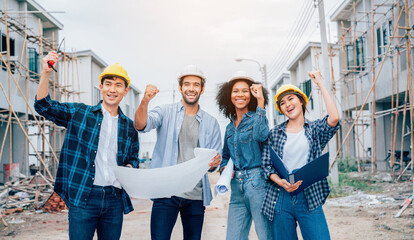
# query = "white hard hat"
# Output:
<box><xmin>229</xmin><ymin>71</ymin><xmax>255</xmax><ymax>82</ymax></box>
<box><xmin>178</xmin><ymin>65</ymin><xmax>206</xmax><ymax>83</ymax></box>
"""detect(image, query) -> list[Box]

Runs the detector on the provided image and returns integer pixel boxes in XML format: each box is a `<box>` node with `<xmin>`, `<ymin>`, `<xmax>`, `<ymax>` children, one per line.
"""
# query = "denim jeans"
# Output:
<box><xmin>226</xmin><ymin>168</ymin><xmax>272</xmax><ymax>240</ymax></box>
<box><xmin>151</xmin><ymin>196</ymin><xmax>205</xmax><ymax>240</ymax></box>
<box><xmin>271</xmin><ymin>188</ymin><xmax>330</xmax><ymax>240</ymax></box>
<box><xmin>68</xmin><ymin>185</ymin><xmax>124</xmax><ymax>240</ymax></box>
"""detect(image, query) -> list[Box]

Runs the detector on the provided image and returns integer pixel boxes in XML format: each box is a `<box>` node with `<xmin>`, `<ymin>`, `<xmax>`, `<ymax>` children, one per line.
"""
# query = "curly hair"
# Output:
<box><xmin>216</xmin><ymin>79</ymin><xmax>269</xmax><ymax>119</ymax></box>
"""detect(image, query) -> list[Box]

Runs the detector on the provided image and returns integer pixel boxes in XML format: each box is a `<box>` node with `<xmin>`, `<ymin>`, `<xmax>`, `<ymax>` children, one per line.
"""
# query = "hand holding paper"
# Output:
<box><xmin>114</xmin><ymin>148</ymin><xmax>217</xmax><ymax>199</ymax></box>
<box><xmin>214</xmin><ymin>159</ymin><xmax>234</xmax><ymax>196</ymax></box>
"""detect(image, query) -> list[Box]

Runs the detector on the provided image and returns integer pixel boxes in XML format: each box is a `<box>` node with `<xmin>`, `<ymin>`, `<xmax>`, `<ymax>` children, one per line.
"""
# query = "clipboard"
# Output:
<box><xmin>269</xmin><ymin>145</ymin><xmax>329</xmax><ymax>195</ymax></box>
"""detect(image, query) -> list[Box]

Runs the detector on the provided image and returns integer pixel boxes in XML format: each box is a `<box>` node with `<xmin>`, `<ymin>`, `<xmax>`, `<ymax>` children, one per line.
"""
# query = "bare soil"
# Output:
<box><xmin>1</xmin><ymin>172</ymin><xmax>413</xmax><ymax>240</ymax></box>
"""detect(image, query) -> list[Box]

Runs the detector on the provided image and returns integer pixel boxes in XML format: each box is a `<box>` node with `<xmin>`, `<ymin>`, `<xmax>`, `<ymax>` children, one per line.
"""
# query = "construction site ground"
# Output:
<box><xmin>0</xmin><ymin>172</ymin><xmax>413</xmax><ymax>240</ymax></box>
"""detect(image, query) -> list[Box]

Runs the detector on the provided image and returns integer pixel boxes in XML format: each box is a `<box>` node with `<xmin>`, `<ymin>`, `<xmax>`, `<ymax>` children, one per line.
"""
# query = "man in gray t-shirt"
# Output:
<box><xmin>135</xmin><ymin>65</ymin><xmax>222</xmax><ymax>240</ymax></box>
<box><xmin>176</xmin><ymin>114</ymin><xmax>203</xmax><ymax>200</ymax></box>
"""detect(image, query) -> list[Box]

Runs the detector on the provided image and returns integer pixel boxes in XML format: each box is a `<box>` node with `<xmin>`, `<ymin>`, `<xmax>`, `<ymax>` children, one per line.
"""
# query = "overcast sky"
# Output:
<box><xmin>36</xmin><ymin>0</ymin><xmax>340</xmax><ymax>95</ymax></box>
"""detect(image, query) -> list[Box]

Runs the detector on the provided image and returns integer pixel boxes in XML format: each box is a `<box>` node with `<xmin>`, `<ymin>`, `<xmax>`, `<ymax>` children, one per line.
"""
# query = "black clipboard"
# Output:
<box><xmin>269</xmin><ymin>145</ymin><xmax>329</xmax><ymax>195</ymax></box>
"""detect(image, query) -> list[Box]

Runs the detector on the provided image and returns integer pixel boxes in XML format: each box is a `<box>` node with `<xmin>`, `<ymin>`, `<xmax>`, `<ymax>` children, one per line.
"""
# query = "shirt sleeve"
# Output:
<box><xmin>139</xmin><ymin>105</ymin><xmax>164</xmax><ymax>133</ymax></box>
<box><xmin>262</xmin><ymin>133</ymin><xmax>280</xmax><ymax>180</ymax></box>
<box><xmin>34</xmin><ymin>95</ymin><xmax>75</xmax><ymax>127</ymax></box>
<box><xmin>314</xmin><ymin>115</ymin><xmax>341</xmax><ymax>150</ymax></box>
<box><xmin>252</xmin><ymin>106</ymin><xmax>269</xmax><ymax>142</ymax></box>
<box><xmin>219</xmin><ymin>130</ymin><xmax>230</xmax><ymax>173</ymax></box>
<box><xmin>208</xmin><ymin>119</ymin><xmax>222</xmax><ymax>172</ymax></box>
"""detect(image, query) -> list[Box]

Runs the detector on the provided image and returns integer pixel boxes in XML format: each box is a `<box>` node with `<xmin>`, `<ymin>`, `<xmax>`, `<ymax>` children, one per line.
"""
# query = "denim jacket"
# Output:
<box><xmin>220</xmin><ymin>107</ymin><xmax>269</xmax><ymax>171</ymax></box>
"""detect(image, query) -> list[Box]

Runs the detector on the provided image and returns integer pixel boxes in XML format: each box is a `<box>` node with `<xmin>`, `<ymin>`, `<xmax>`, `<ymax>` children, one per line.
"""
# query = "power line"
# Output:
<box><xmin>267</xmin><ymin>1</ymin><xmax>317</xmax><ymax>82</ymax></box>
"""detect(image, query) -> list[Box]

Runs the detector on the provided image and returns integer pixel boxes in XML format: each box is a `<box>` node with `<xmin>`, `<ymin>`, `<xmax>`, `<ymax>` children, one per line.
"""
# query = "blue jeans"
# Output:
<box><xmin>271</xmin><ymin>189</ymin><xmax>330</xmax><ymax>240</ymax></box>
<box><xmin>68</xmin><ymin>185</ymin><xmax>124</xmax><ymax>240</ymax></box>
<box><xmin>226</xmin><ymin>168</ymin><xmax>272</xmax><ymax>240</ymax></box>
<box><xmin>151</xmin><ymin>196</ymin><xmax>205</xmax><ymax>240</ymax></box>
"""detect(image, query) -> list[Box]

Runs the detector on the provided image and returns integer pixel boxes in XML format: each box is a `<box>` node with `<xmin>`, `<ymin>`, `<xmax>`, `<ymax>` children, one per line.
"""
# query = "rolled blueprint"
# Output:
<box><xmin>114</xmin><ymin>148</ymin><xmax>217</xmax><ymax>199</ymax></box>
<box><xmin>214</xmin><ymin>159</ymin><xmax>234</xmax><ymax>196</ymax></box>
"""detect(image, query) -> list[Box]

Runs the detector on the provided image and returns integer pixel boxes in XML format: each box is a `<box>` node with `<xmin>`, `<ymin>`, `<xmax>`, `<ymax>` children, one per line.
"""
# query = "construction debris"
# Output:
<box><xmin>394</xmin><ymin>194</ymin><xmax>413</xmax><ymax>218</ymax></box>
<box><xmin>41</xmin><ymin>192</ymin><xmax>68</xmax><ymax>213</ymax></box>
<box><xmin>326</xmin><ymin>192</ymin><xmax>397</xmax><ymax>208</ymax></box>
<box><xmin>0</xmin><ymin>171</ymin><xmax>66</xmax><ymax>227</ymax></box>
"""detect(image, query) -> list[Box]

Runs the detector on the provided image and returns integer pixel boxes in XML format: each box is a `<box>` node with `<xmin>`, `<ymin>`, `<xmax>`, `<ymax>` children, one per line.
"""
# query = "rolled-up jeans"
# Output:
<box><xmin>226</xmin><ymin>167</ymin><xmax>272</xmax><ymax>240</ymax></box>
<box><xmin>68</xmin><ymin>185</ymin><xmax>124</xmax><ymax>240</ymax></box>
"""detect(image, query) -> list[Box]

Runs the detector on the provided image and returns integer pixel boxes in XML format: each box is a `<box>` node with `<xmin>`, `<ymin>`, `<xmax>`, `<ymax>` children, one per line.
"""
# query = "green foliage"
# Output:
<box><xmin>337</xmin><ymin>156</ymin><xmax>359</xmax><ymax>172</ymax></box>
<box><xmin>328</xmin><ymin>173</ymin><xmax>382</xmax><ymax>198</ymax></box>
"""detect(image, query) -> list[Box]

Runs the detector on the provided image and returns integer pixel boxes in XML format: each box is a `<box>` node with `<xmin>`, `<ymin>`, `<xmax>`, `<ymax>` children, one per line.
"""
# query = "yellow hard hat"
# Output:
<box><xmin>99</xmin><ymin>63</ymin><xmax>131</xmax><ymax>87</ymax></box>
<box><xmin>274</xmin><ymin>84</ymin><xmax>308</xmax><ymax>113</ymax></box>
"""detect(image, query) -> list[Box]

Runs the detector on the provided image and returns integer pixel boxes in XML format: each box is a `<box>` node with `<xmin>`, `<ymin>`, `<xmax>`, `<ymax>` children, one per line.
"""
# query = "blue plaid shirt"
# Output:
<box><xmin>261</xmin><ymin>115</ymin><xmax>340</xmax><ymax>221</ymax></box>
<box><xmin>34</xmin><ymin>95</ymin><xmax>139</xmax><ymax>214</ymax></box>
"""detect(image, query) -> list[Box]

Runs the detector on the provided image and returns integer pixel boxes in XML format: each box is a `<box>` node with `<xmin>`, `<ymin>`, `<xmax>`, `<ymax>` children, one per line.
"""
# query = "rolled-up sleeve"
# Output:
<box><xmin>314</xmin><ymin>115</ymin><xmax>341</xmax><ymax>150</ymax></box>
<box><xmin>140</xmin><ymin>105</ymin><xmax>164</xmax><ymax>133</ymax></box>
<box><xmin>34</xmin><ymin>95</ymin><xmax>75</xmax><ymax>127</ymax></box>
<box><xmin>252</xmin><ymin>107</ymin><xmax>269</xmax><ymax>142</ymax></box>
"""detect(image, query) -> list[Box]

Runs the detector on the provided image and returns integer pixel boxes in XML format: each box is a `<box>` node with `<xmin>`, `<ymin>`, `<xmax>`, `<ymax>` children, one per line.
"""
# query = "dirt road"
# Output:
<box><xmin>1</xmin><ymin>173</ymin><xmax>413</xmax><ymax>239</ymax></box>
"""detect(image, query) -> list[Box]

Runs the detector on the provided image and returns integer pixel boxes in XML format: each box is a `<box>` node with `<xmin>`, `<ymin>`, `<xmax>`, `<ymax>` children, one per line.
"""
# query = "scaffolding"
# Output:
<box><xmin>0</xmin><ymin>6</ymin><xmax>81</xmax><ymax>180</ymax></box>
<box><xmin>329</xmin><ymin>0</ymin><xmax>414</xmax><ymax>185</ymax></box>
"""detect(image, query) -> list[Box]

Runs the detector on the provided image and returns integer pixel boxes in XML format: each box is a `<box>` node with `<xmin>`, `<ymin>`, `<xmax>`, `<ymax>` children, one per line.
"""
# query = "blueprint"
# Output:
<box><xmin>114</xmin><ymin>148</ymin><xmax>217</xmax><ymax>199</ymax></box>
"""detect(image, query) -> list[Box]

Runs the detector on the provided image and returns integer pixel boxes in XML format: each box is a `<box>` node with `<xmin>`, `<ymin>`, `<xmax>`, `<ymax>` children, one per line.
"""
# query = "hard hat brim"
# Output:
<box><xmin>274</xmin><ymin>84</ymin><xmax>308</xmax><ymax>113</ymax></box>
<box><xmin>228</xmin><ymin>76</ymin><xmax>255</xmax><ymax>83</ymax></box>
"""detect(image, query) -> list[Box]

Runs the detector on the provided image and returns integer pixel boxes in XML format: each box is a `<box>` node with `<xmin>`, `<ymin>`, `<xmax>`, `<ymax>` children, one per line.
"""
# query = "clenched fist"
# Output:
<box><xmin>143</xmin><ymin>84</ymin><xmax>159</xmax><ymax>103</ymax></box>
<box><xmin>42</xmin><ymin>51</ymin><xmax>58</xmax><ymax>74</ymax></box>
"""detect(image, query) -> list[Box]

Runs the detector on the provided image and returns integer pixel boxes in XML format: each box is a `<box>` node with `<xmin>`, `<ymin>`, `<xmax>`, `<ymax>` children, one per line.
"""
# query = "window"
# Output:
<box><xmin>1</xmin><ymin>34</ymin><xmax>15</xmax><ymax>56</ymax></box>
<box><xmin>1</xmin><ymin>34</ymin><xmax>16</xmax><ymax>73</ymax></box>
<box><xmin>382</xmin><ymin>22</ymin><xmax>388</xmax><ymax>47</ymax></box>
<box><xmin>376</xmin><ymin>19</ymin><xmax>393</xmax><ymax>63</ymax></box>
<box><xmin>28</xmin><ymin>48</ymin><xmax>39</xmax><ymax>79</ymax></box>
<box><xmin>347</xmin><ymin>37</ymin><xmax>365</xmax><ymax>71</ymax></box>
<box><xmin>93</xmin><ymin>86</ymin><xmax>101</xmax><ymax>105</ymax></box>
<box><xmin>356</xmin><ymin>37</ymin><xmax>365</xmax><ymax>71</ymax></box>
<box><xmin>346</xmin><ymin>45</ymin><xmax>354</xmax><ymax>70</ymax></box>
<box><xmin>388</xmin><ymin>19</ymin><xmax>393</xmax><ymax>39</ymax></box>
<box><xmin>300</xmin><ymin>80</ymin><xmax>313</xmax><ymax>110</ymax></box>
<box><xmin>377</xmin><ymin>28</ymin><xmax>382</xmax><ymax>62</ymax></box>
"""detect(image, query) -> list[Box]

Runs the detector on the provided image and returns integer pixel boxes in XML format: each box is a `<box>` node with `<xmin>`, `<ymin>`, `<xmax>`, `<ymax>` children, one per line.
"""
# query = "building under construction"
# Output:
<box><xmin>0</xmin><ymin>0</ymin><xmax>140</xmax><ymax>183</ymax></box>
<box><xmin>330</xmin><ymin>0</ymin><xmax>413</xmax><ymax>177</ymax></box>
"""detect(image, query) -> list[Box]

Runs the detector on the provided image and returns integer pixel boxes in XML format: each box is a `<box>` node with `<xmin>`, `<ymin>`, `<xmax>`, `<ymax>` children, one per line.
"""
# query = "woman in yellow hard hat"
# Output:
<box><xmin>261</xmin><ymin>71</ymin><xmax>340</xmax><ymax>240</ymax></box>
<box><xmin>216</xmin><ymin>71</ymin><xmax>272</xmax><ymax>240</ymax></box>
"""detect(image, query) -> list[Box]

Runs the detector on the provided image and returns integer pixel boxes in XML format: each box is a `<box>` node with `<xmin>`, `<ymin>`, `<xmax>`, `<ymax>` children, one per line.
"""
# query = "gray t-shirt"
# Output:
<box><xmin>175</xmin><ymin>114</ymin><xmax>203</xmax><ymax>200</ymax></box>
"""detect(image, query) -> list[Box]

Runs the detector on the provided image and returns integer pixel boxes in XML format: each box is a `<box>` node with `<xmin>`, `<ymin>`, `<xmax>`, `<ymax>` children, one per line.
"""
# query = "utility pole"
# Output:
<box><xmin>317</xmin><ymin>0</ymin><xmax>339</xmax><ymax>184</ymax></box>
<box><xmin>262</xmin><ymin>64</ymin><xmax>273</xmax><ymax>127</ymax></box>
<box><xmin>235</xmin><ymin>58</ymin><xmax>273</xmax><ymax>128</ymax></box>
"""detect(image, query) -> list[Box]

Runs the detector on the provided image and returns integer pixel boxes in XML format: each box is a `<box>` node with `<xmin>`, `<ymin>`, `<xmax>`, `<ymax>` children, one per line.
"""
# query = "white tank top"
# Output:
<box><xmin>283</xmin><ymin>129</ymin><xmax>309</xmax><ymax>173</ymax></box>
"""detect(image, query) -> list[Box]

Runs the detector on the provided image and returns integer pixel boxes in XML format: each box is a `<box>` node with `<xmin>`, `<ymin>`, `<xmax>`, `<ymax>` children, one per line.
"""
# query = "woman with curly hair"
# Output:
<box><xmin>217</xmin><ymin>71</ymin><xmax>271</xmax><ymax>240</ymax></box>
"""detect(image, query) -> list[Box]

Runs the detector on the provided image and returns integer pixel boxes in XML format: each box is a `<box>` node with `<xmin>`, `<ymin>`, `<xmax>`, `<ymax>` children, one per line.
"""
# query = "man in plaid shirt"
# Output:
<box><xmin>34</xmin><ymin>52</ymin><xmax>139</xmax><ymax>240</ymax></box>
